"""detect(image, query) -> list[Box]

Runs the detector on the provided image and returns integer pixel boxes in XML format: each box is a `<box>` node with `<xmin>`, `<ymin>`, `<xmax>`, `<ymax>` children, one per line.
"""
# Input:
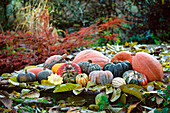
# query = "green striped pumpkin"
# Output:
<box><xmin>122</xmin><ymin>70</ymin><xmax>148</xmax><ymax>86</ymax></box>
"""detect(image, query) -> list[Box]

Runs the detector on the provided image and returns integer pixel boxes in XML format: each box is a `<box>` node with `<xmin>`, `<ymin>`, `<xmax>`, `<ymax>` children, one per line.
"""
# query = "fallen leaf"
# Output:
<box><xmin>156</xmin><ymin>96</ymin><xmax>163</xmax><ymax>105</ymax></box>
<box><xmin>110</xmin><ymin>88</ymin><xmax>121</xmax><ymax>102</ymax></box>
<box><xmin>127</xmin><ymin>102</ymin><xmax>140</xmax><ymax>113</ymax></box>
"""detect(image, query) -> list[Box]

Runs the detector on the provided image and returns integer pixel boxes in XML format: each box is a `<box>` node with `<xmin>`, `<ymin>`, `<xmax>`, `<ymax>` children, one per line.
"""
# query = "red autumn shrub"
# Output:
<box><xmin>0</xmin><ymin>11</ymin><xmax>127</xmax><ymax>75</ymax></box>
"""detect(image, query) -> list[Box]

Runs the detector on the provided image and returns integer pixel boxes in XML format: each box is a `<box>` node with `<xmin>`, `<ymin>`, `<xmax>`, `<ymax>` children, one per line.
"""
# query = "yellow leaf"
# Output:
<box><xmin>124</xmin><ymin>41</ymin><xmax>129</xmax><ymax>47</ymax></box>
<box><xmin>130</xmin><ymin>42</ymin><xmax>138</xmax><ymax>47</ymax></box>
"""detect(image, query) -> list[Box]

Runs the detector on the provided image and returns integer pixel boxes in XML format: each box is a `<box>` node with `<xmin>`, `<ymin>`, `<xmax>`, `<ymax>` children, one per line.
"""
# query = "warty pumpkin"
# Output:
<box><xmin>77</xmin><ymin>60</ymin><xmax>102</xmax><ymax>75</ymax></box>
<box><xmin>89</xmin><ymin>70</ymin><xmax>113</xmax><ymax>85</ymax></box>
<box><xmin>44</xmin><ymin>54</ymin><xmax>67</xmax><ymax>69</ymax></box>
<box><xmin>17</xmin><ymin>70</ymin><xmax>36</xmax><ymax>82</ymax></box>
<box><xmin>72</xmin><ymin>50</ymin><xmax>109</xmax><ymax>68</ymax></box>
<box><xmin>57</xmin><ymin>62</ymin><xmax>81</xmax><ymax>83</ymax></box>
<box><xmin>76</xmin><ymin>73</ymin><xmax>89</xmax><ymax>86</ymax></box>
<box><xmin>111</xmin><ymin>51</ymin><xmax>133</xmax><ymax>64</ymax></box>
<box><xmin>122</xmin><ymin>70</ymin><xmax>148</xmax><ymax>86</ymax></box>
<box><xmin>132</xmin><ymin>52</ymin><xmax>163</xmax><ymax>81</ymax></box>
<box><xmin>103</xmin><ymin>59</ymin><xmax>132</xmax><ymax>77</ymax></box>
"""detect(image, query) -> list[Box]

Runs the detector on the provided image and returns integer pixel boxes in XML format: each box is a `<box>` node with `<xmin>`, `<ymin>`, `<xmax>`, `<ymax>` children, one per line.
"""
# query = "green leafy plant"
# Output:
<box><xmin>97</xmin><ymin>95</ymin><xmax>110</xmax><ymax>110</ymax></box>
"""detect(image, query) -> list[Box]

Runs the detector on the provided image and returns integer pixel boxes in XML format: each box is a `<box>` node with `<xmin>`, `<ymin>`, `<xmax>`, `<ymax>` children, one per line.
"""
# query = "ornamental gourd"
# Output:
<box><xmin>122</xmin><ymin>70</ymin><xmax>148</xmax><ymax>86</ymax></box>
<box><xmin>76</xmin><ymin>73</ymin><xmax>89</xmax><ymax>86</ymax></box>
<box><xmin>57</xmin><ymin>63</ymin><xmax>81</xmax><ymax>83</ymax></box>
<box><xmin>37</xmin><ymin>69</ymin><xmax>53</xmax><ymax>82</ymax></box>
<box><xmin>89</xmin><ymin>70</ymin><xmax>113</xmax><ymax>85</ymax></box>
<box><xmin>112</xmin><ymin>77</ymin><xmax>126</xmax><ymax>88</ymax></box>
<box><xmin>44</xmin><ymin>54</ymin><xmax>67</xmax><ymax>69</ymax></box>
<box><xmin>77</xmin><ymin>60</ymin><xmax>102</xmax><ymax>75</ymax></box>
<box><xmin>111</xmin><ymin>51</ymin><xmax>133</xmax><ymax>64</ymax></box>
<box><xmin>17</xmin><ymin>70</ymin><xmax>36</xmax><ymax>82</ymax></box>
<box><xmin>132</xmin><ymin>52</ymin><xmax>163</xmax><ymax>81</ymax></box>
<box><xmin>103</xmin><ymin>59</ymin><xmax>132</xmax><ymax>77</ymax></box>
<box><xmin>72</xmin><ymin>50</ymin><xmax>109</xmax><ymax>68</ymax></box>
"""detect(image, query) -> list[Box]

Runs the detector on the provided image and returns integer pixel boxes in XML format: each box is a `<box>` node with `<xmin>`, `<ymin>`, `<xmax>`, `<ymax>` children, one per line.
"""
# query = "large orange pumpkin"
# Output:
<box><xmin>111</xmin><ymin>51</ymin><xmax>133</xmax><ymax>64</ymax></box>
<box><xmin>72</xmin><ymin>50</ymin><xmax>109</xmax><ymax>68</ymax></box>
<box><xmin>132</xmin><ymin>52</ymin><xmax>163</xmax><ymax>81</ymax></box>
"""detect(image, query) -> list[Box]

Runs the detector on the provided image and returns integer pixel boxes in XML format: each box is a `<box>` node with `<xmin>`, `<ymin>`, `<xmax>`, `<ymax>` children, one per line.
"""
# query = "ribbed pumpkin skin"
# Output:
<box><xmin>52</xmin><ymin>63</ymin><xmax>64</xmax><ymax>73</ymax></box>
<box><xmin>44</xmin><ymin>54</ymin><xmax>67</xmax><ymax>69</ymax></box>
<box><xmin>112</xmin><ymin>77</ymin><xmax>126</xmax><ymax>88</ymax></box>
<box><xmin>122</xmin><ymin>70</ymin><xmax>148</xmax><ymax>86</ymax></box>
<box><xmin>111</xmin><ymin>51</ymin><xmax>133</xmax><ymax>64</ymax></box>
<box><xmin>77</xmin><ymin>61</ymin><xmax>101</xmax><ymax>75</ymax></box>
<box><xmin>89</xmin><ymin>70</ymin><xmax>113</xmax><ymax>85</ymax></box>
<box><xmin>72</xmin><ymin>50</ymin><xmax>109</xmax><ymax>68</ymax></box>
<box><xmin>17</xmin><ymin>71</ymin><xmax>36</xmax><ymax>82</ymax></box>
<box><xmin>132</xmin><ymin>52</ymin><xmax>163</xmax><ymax>81</ymax></box>
<box><xmin>76</xmin><ymin>73</ymin><xmax>89</xmax><ymax>86</ymax></box>
<box><xmin>103</xmin><ymin>60</ymin><xmax>132</xmax><ymax>77</ymax></box>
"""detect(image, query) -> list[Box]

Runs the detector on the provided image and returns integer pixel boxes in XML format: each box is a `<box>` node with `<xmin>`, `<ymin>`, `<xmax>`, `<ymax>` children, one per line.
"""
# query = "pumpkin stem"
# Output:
<box><xmin>88</xmin><ymin>60</ymin><xmax>92</xmax><ymax>63</ymax></box>
<box><xmin>25</xmin><ymin>69</ymin><xmax>27</xmax><ymax>74</ymax></box>
<box><xmin>43</xmin><ymin>67</ymin><xmax>46</xmax><ymax>70</ymax></box>
<box><xmin>62</xmin><ymin>53</ymin><xmax>67</xmax><ymax>59</ymax></box>
<box><xmin>114</xmin><ymin>58</ymin><xmax>117</xmax><ymax>64</ymax></box>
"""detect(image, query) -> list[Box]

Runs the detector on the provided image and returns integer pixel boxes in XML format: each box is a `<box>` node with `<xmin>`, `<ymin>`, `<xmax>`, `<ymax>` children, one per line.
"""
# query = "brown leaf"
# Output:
<box><xmin>48</xmin><ymin>105</ymin><xmax>60</xmax><ymax>113</ymax></box>
<box><xmin>156</xmin><ymin>96</ymin><xmax>163</xmax><ymax>105</ymax></box>
<box><xmin>66</xmin><ymin>107</ymin><xmax>81</xmax><ymax>113</ymax></box>
<box><xmin>127</xmin><ymin>102</ymin><xmax>140</xmax><ymax>113</ymax></box>
<box><xmin>0</xmin><ymin>90</ymin><xmax>13</xmax><ymax>109</ymax></box>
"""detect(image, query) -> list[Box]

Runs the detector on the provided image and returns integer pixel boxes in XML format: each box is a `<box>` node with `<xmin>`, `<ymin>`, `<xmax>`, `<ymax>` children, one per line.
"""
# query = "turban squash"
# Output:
<box><xmin>89</xmin><ymin>70</ymin><xmax>113</xmax><ymax>85</ymax></box>
<box><xmin>57</xmin><ymin>62</ymin><xmax>81</xmax><ymax>83</ymax></box>
<box><xmin>77</xmin><ymin>60</ymin><xmax>102</xmax><ymax>75</ymax></box>
<box><xmin>132</xmin><ymin>52</ymin><xmax>163</xmax><ymax>81</ymax></box>
<box><xmin>103</xmin><ymin>60</ymin><xmax>132</xmax><ymax>77</ymax></box>
<box><xmin>72</xmin><ymin>50</ymin><xmax>109</xmax><ymax>68</ymax></box>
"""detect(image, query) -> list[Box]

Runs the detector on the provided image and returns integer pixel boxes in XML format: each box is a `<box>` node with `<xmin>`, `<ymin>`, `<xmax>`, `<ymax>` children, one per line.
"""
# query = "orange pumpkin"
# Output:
<box><xmin>72</xmin><ymin>50</ymin><xmax>109</xmax><ymax>68</ymax></box>
<box><xmin>89</xmin><ymin>70</ymin><xmax>113</xmax><ymax>85</ymax></box>
<box><xmin>76</xmin><ymin>73</ymin><xmax>89</xmax><ymax>86</ymax></box>
<box><xmin>51</xmin><ymin>63</ymin><xmax>64</xmax><ymax>73</ymax></box>
<box><xmin>27</xmin><ymin>67</ymin><xmax>50</xmax><ymax>76</ymax></box>
<box><xmin>132</xmin><ymin>52</ymin><xmax>163</xmax><ymax>81</ymax></box>
<box><xmin>111</xmin><ymin>51</ymin><xmax>133</xmax><ymax>64</ymax></box>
